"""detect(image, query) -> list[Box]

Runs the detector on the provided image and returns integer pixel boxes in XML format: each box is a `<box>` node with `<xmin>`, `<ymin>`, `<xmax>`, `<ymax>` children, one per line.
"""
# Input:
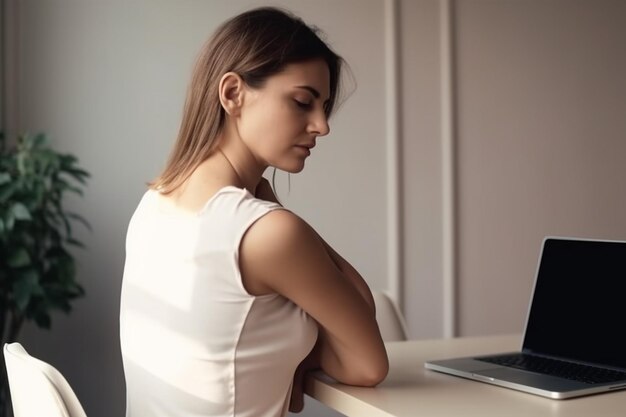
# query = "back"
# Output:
<box><xmin>120</xmin><ymin>186</ymin><xmax>318</xmax><ymax>417</ymax></box>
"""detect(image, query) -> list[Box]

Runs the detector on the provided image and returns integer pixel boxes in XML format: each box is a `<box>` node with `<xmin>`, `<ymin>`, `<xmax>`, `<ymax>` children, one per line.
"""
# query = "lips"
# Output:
<box><xmin>296</xmin><ymin>143</ymin><xmax>315</xmax><ymax>156</ymax></box>
<box><xmin>295</xmin><ymin>145</ymin><xmax>311</xmax><ymax>155</ymax></box>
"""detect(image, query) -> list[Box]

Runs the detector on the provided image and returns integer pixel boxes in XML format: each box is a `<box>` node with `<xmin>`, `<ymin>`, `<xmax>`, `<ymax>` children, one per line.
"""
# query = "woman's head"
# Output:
<box><xmin>153</xmin><ymin>7</ymin><xmax>344</xmax><ymax>193</ymax></box>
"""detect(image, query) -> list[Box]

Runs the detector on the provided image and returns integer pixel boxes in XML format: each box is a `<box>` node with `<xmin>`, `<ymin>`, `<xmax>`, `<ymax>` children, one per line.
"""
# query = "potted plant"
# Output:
<box><xmin>0</xmin><ymin>132</ymin><xmax>90</xmax><ymax>416</ymax></box>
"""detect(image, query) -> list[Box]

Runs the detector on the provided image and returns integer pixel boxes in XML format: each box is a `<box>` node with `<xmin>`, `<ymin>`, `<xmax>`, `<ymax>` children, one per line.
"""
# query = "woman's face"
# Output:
<box><xmin>237</xmin><ymin>59</ymin><xmax>331</xmax><ymax>173</ymax></box>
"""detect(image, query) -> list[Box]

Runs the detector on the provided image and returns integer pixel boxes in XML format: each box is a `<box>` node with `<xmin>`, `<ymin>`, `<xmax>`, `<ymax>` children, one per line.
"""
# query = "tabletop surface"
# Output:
<box><xmin>305</xmin><ymin>334</ymin><xmax>626</xmax><ymax>417</ymax></box>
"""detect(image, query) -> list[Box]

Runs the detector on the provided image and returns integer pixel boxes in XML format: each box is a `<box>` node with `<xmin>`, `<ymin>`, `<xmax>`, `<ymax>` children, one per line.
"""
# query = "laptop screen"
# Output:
<box><xmin>523</xmin><ymin>238</ymin><xmax>626</xmax><ymax>369</ymax></box>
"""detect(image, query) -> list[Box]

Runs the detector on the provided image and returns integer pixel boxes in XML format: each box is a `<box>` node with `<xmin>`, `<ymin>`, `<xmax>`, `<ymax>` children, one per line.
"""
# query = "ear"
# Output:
<box><xmin>219</xmin><ymin>72</ymin><xmax>245</xmax><ymax>117</ymax></box>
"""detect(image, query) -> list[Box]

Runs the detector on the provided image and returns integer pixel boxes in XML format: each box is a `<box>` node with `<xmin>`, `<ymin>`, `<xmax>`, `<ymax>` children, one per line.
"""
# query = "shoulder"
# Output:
<box><xmin>250</xmin><ymin>208</ymin><xmax>307</xmax><ymax>235</ymax></box>
<box><xmin>243</xmin><ymin>209</ymin><xmax>319</xmax><ymax>262</ymax></box>
<box><xmin>239</xmin><ymin>209</ymin><xmax>333</xmax><ymax>293</ymax></box>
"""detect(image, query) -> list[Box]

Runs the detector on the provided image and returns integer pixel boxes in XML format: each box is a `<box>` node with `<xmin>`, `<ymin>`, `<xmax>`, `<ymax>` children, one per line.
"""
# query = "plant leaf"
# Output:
<box><xmin>56</xmin><ymin>178</ymin><xmax>84</xmax><ymax>196</ymax></box>
<box><xmin>12</xmin><ymin>268</ymin><xmax>40</xmax><ymax>310</ymax></box>
<box><xmin>1</xmin><ymin>131</ymin><xmax>89</xmax><ymax>330</ymax></box>
<box><xmin>66</xmin><ymin>167</ymin><xmax>90</xmax><ymax>178</ymax></box>
<box><xmin>59</xmin><ymin>154</ymin><xmax>77</xmax><ymax>167</ymax></box>
<box><xmin>7</xmin><ymin>247</ymin><xmax>31</xmax><ymax>268</ymax></box>
<box><xmin>0</xmin><ymin>172</ymin><xmax>11</xmax><ymax>185</ymax></box>
<box><xmin>4</xmin><ymin>211</ymin><xmax>15</xmax><ymax>231</ymax></box>
<box><xmin>11</xmin><ymin>202</ymin><xmax>32</xmax><ymax>220</ymax></box>
<box><xmin>66</xmin><ymin>212</ymin><xmax>92</xmax><ymax>231</ymax></box>
<box><xmin>49</xmin><ymin>296</ymin><xmax>72</xmax><ymax>313</ymax></box>
<box><xmin>66</xmin><ymin>238</ymin><xmax>86</xmax><ymax>248</ymax></box>
<box><xmin>0</xmin><ymin>182</ymin><xmax>15</xmax><ymax>202</ymax></box>
<box><xmin>32</xmin><ymin>133</ymin><xmax>48</xmax><ymax>148</ymax></box>
<box><xmin>33</xmin><ymin>311</ymin><xmax>51</xmax><ymax>329</ymax></box>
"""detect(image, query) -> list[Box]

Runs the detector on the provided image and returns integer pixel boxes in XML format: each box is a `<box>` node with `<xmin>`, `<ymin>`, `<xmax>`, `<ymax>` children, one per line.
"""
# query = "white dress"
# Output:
<box><xmin>120</xmin><ymin>186</ymin><xmax>318</xmax><ymax>417</ymax></box>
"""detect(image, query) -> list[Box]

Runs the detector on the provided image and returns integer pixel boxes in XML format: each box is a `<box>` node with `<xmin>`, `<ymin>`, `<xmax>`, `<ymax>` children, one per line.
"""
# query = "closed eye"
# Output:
<box><xmin>294</xmin><ymin>99</ymin><xmax>312</xmax><ymax>110</ymax></box>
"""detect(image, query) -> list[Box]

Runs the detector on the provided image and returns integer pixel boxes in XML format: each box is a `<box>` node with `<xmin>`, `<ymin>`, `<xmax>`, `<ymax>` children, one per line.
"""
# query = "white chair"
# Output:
<box><xmin>373</xmin><ymin>291</ymin><xmax>409</xmax><ymax>341</ymax></box>
<box><xmin>3</xmin><ymin>342</ymin><xmax>87</xmax><ymax>417</ymax></box>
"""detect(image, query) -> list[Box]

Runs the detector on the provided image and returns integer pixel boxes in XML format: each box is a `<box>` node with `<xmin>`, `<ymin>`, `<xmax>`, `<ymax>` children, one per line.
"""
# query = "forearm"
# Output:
<box><xmin>315</xmin><ymin>325</ymin><xmax>386</xmax><ymax>386</ymax></box>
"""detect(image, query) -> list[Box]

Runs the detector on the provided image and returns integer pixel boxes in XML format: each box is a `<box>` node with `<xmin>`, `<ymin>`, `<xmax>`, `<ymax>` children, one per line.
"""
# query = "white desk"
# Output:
<box><xmin>305</xmin><ymin>334</ymin><xmax>626</xmax><ymax>416</ymax></box>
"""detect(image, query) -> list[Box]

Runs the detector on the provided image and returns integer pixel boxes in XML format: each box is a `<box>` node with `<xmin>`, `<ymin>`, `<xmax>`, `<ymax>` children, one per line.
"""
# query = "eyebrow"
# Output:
<box><xmin>295</xmin><ymin>86</ymin><xmax>331</xmax><ymax>107</ymax></box>
<box><xmin>296</xmin><ymin>85</ymin><xmax>323</xmax><ymax>100</ymax></box>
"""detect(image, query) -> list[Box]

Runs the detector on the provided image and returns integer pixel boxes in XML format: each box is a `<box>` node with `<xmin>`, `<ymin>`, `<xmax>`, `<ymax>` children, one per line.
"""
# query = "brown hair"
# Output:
<box><xmin>151</xmin><ymin>7</ymin><xmax>344</xmax><ymax>194</ymax></box>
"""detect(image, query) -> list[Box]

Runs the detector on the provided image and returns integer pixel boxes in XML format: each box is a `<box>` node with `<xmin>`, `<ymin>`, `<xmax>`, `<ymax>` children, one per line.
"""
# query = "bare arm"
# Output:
<box><xmin>241</xmin><ymin>190</ymin><xmax>388</xmax><ymax>387</ymax></box>
<box><xmin>255</xmin><ymin>178</ymin><xmax>376</xmax><ymax>312</ymax></box>
<box><xmin>318</xmin><ymin>240</ymin><xmax>376</xmax><ymax>313</ymax></box>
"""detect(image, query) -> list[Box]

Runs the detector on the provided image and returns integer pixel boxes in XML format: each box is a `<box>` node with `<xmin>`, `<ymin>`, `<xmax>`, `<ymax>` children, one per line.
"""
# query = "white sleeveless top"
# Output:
<box><xmin>120</xmin><ymin>186</ymin><xmax>318</xmax><ymax>417</ymax></box>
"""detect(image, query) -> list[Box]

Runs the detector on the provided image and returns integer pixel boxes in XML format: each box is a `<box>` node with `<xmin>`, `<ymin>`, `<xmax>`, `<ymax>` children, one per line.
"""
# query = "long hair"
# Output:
<box><xmin>151</xmin><ymin>7</ymin><xmax>344</xmax><ymax>194</ymax></box>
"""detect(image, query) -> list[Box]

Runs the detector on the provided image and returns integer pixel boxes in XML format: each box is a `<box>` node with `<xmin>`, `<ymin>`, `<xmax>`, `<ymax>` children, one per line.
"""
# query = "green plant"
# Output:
<box><xmin>0</xmin><ymin>132</ymin><xmax>90</xmax><ymax>415</ymax></box>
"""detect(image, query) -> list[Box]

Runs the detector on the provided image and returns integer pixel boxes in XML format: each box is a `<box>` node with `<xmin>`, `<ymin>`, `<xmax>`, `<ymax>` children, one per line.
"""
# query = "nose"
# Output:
<box><xmin>308</xmin><ymin>110</ymin><xmax>330</xmax><ymax>137</ymax></box>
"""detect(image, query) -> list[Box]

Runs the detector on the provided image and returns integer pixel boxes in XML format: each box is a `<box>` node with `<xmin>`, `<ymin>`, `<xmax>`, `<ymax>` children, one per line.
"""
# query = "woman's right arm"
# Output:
<box><xmin>318</xmin><ymin>237</ymin><xmax>376</xmax><ymax>313</ymax></box>
<box><xmin>255</xmin><ymin>178</ymin><xmax>376</xmax><ymax>314</ymax></box>
<box><xmin>239</xmin><ymin>209</ymin><xmax>388</xmax><ymax>386</ymax></box>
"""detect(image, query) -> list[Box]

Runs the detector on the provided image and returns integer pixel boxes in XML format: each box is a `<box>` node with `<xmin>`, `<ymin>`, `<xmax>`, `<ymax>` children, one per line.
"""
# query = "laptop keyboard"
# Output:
<box><xmin>477</xmin><ymin>353</ymin><xmax>626</xmax><ymax>384</ymax></box>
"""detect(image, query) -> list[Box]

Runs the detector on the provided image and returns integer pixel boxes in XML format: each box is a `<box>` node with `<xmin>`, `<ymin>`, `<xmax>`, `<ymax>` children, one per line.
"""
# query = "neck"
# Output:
<box><xmin>216</xmin><ymin>116</ymin><xmax>269</xmax><ymax>192</ymax></box>
<box><xmin>216</xmin><ymin>144</ymin><xmax>265</xmax><ymax>194</ymax></box>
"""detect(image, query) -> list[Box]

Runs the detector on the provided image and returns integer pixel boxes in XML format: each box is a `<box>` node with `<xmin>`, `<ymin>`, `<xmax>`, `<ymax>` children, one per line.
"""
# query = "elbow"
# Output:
<box><xmin>363</xmin><ymin>360</ymin><xmax>389</xmax><ymax>387</ymax></box>
<box><xmin>348</xmin><ymin>357</ymin><xmax>389</xmax><ymax>387</ymax></box>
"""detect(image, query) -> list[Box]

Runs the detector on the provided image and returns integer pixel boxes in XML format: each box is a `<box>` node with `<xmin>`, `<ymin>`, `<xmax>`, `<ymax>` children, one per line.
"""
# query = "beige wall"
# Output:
<box><xmin>400</xmin><ymin>0</ymin><xmax>445</xmax><ymax>339</ymax></box>
<box><xmin>5</xmin><ymin>1</ymin><xmax>626</xmax><ymax>416</ymax></box>
<box><xmin>454</xmin><ymin>0</ymin><xmax>626</xmax><ymax>336</ymax></box>
<box><xmin>400</xmin><ymin>0</ymin><xmax>626</xmax><ymax>338</ymax></box>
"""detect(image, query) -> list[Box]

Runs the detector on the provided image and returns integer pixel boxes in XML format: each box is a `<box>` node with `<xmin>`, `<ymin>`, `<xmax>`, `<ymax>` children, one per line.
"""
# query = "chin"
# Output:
<box><xmin>284</xmin><ymin>164</ymin><xmax>306</xmax><ymax>174</ymax></box>
<box><xmin>274</xmin><ymin>159</ymin><xmax>306</xmax><ymax>174</ymax></box>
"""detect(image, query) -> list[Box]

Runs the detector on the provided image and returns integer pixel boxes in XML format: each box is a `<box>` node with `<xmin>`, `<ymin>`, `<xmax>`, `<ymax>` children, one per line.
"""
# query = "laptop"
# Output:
<box><xmin>425</xmin><ymin>237</ymin><xmax>626</xmax><ymax>399</ymax></box>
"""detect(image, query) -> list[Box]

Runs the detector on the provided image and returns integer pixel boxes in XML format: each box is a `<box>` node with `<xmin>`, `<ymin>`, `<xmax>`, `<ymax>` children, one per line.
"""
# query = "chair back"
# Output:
<box><xmin>373</xmin><ymin>291</ymin><xmax>409</xmax><ymax>341</ymax></box>
<box><xmin>3</xmin><ymin>342</ymin><xmax>87</xmax><ymax>417</ymax></box>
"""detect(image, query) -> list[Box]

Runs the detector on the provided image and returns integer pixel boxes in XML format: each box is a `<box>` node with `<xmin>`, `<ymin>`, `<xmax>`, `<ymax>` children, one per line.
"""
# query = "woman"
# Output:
<box><xmin>120</xmin><ymin>7</ymin><xmax>388</xmax><ymax>417</ymax></box>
